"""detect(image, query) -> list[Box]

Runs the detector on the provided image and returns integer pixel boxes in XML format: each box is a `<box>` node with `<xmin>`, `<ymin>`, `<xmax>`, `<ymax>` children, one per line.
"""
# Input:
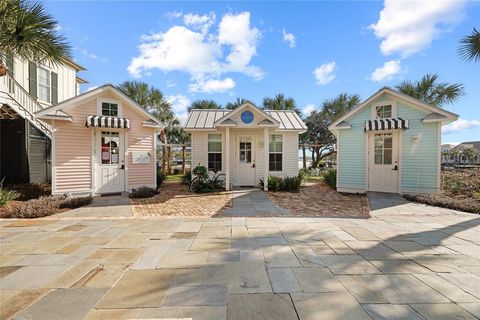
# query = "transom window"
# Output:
<box><xmin>269</xmin><ymin>134</ymin><xmax>283</xmax><ymax>171</ymax></box>
<box><xmin>102</xmin><ymin>102</ymin><xmax>119</xmax><ymax>117</ymax></box>
<box><xmin>208</xmin><ymin>134</ymin><xmax>222</xmax><ymax>172</ymax></box>
<box><xmin>376</xmin><ymin>105</ymin><xmax>392</xmax><ymax>119</ymax></box>
<box><xmin>374</xmin><ymin>133</ymin><xmax>392</xmax><ymax>165</ymax></box>
<box><xmin>37</xmin><ymin>67</ymin><xmax>51</xmax><ymax>103</ymax></box>
<box><xmin>239</xmin><ymin>137</ymin><xmax>252</xmax><ymax>163</ymax></box>
<box><xmin>101</xmin><ymin>131</ymin><xmax>120</xmax><ymax>164</ymax></box>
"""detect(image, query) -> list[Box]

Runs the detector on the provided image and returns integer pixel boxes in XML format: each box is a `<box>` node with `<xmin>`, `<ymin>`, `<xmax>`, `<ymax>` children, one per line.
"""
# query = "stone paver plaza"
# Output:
<box><xmin>1</xmin><ymin>208</ymin><xmax>480</xmax><ymax>319</ymax></box>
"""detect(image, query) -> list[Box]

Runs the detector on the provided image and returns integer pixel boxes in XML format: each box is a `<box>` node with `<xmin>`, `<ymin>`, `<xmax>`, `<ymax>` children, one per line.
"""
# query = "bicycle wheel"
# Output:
<box><xmin>212</xmin><ymin>173</ymin><xmax>226</xmax><ymax>190</ymax></box>
<box><xmin>189</xmin><ymin>177</ymin><xmax>201</xmax><ymax>192</ymax></box>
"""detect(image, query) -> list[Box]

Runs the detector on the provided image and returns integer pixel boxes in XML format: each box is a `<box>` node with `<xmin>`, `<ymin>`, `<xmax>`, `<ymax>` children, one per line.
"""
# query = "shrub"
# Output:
<box><xmin>173</xmin><ymin>168</ymin><xmax>181</xmax><ymax>175</ymax></box>
<box><xmin>182</xmin><ymin>171</ymin><xmax>192</xmax><ymax>185</ymax></box>
<box><xmin>259</xmin><ymin>172</ymin><xmax>305</xmax><ymax>192</ymax></box>
<box><xmin>5</xmin><ymin>195</ymin><xmax>66</xmax><ymax>218</ymax></box>
<box><xmin>129</xmin><ymin>186</ymin><xmax>159</xmax><ymax>198</ymax></box>
<box><xmin>403</xmin><ymin>193</ymin><xmax>480</xmax><ymax>214</ymax></box>
<box><xmin>157</xmin><ymin>170</ymin><xmax>166</xmax><ymax>187</ymax></box>
<box><xmin>192</xmin><ymin>165</ymin><xmax>209</xmax><ymax>180</ymax></box>
<box><xmin>11</xmin><ymin>182</ymin><xmax>51</xmax><ymax>200</ymax></box>
<box><xmin>0</xmin><ymin>178</ymin><xmax>19</xmax><ymax>207</ymax></box>
<box><xmin>321</xmin><ymin>168</ymin><xmax>337</xmax><ymax>189</ymax></box>
<box><xmin>59</xmin><ymin>196</ymin><xmax>93</xmax><ymax>209</ymax></box>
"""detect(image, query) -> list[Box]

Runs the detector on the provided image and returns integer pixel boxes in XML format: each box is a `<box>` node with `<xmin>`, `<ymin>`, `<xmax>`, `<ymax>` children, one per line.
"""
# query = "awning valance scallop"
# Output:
<box><xmin>365</xmin><ymin>118</ymin><xmax>408</xmax><ymax>131</ymax></box>
<box><xmin>86</xmin><ymin>116</ymin><xmax>131</xmax><ymax>129</ymax></box>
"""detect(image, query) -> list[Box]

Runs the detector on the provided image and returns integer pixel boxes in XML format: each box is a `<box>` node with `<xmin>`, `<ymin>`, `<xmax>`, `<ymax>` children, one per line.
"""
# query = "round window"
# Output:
<box><xmin>241</xmin><ymin>111</ymin><xmax>254</xmax><ymax>124</ymax></box>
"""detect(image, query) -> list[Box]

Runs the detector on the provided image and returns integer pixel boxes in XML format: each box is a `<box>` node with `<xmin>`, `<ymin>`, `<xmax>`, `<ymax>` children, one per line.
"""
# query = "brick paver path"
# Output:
<box><xmin>266</xmin><ymin>181</ymin><xmax>370</xmax><ymax>217</ymax></box>
<box><xmin>130</xmin><ymin>181</ymin><xmax>232</xmax><ymax>217</ymax></box>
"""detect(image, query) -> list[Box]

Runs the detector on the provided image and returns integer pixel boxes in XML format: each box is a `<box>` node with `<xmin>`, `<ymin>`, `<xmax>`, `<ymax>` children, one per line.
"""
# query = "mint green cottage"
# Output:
<box><xmin>329</xmin><ymin>87</ymin><xmax>458</xmax><ymax>194</ymax></box>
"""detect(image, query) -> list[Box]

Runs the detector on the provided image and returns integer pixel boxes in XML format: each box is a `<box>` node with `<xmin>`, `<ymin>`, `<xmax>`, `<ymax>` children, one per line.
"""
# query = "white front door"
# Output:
<box><xmin>235</xmin><ymin>135</ymin><xmax>256</xmax><ymax>186</ymax></box>
<box><xmin>95</xmin><ymin>130</ymin><xmax>126</xmax><ymax>193</ymax></box>
<box><xmin>368</xmin><ymin>132</ymin><xmax>399</xmax><ymax>193</ymax></box>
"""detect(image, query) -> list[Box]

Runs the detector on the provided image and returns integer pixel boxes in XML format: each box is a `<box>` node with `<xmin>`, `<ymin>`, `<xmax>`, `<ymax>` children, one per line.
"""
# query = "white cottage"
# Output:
<box><xmin>184</xmin><ymin>102</ymin><xmax>307</xmax><ymax>190</ymax></box>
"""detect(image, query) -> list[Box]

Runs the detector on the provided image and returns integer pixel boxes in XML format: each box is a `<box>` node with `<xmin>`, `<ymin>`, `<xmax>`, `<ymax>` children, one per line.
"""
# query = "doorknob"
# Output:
<box><xmin>252</xmin><ymin>163</ymin><xmax>255</xmax><ymax>168</ymax></box>
<box><xmin>120</xmin><ymin>165</ymin><xmax>125</xmax><ymax>170</ymax></box>
<box><xmin>392</xmin><ymin>165</ymin><xmax>398</xmax><ymax>171</ymax></box>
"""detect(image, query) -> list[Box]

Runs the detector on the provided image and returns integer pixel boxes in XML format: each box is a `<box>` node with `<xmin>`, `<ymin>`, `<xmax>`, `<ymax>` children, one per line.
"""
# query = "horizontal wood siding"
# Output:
<box><xmin>54</xmin><ymin>100</ymin><xmax>95</xmax><ymax>193</ymax></box>
<box><xmin>337</xmin><ymin>107</ymin><xmax>370</xmax><ymax>190</ymax></box>
<box><xmin>398</xmin><ymin>103</ymin><xmax>438</xmax><ymax>193</ymax></box>
<box><xmin>124</xmin><ymin>106</ymin><xmax>155</xmax><ymax>189</ymax></box>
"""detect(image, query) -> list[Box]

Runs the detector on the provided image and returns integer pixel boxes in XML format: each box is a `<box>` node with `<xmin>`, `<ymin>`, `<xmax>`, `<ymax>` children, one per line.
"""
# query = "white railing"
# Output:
<box><xmin>1</xmin><ymin>73</ymin><xmax>52</xmax><ymax>137</ymax></box>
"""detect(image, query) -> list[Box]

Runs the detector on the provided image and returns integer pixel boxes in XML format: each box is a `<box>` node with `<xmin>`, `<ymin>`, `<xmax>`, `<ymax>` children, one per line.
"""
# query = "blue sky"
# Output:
<box><xmin>46</xmin><ymin>0</ymin><xmax>479</xmax><ymax>144</ymax></box>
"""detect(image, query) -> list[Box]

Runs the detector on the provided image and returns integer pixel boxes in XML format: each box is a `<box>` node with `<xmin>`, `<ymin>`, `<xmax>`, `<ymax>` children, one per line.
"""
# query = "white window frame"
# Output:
<box><xmin>37</xmin><ymin>66</ymin><xmax>52</xmax><ymax>104</ymax></box>
<box><xmin>97</xmin><ymin>98</ymin><xmax>122</xmax><ymax>117</ymax></box>
<box><xmin>208</xmin><ymin>133</ymin><xmax>222</xmax><ymax>172</ymax></box>
<box><xmin>372</xmin><ymin>100</ymin><xmax>397</xmax><ymax>119</ymax></box>
<box><xmin>269</xmin><ymin>134</ymin><xmax>283</xmax><ymax>172</ymax></box>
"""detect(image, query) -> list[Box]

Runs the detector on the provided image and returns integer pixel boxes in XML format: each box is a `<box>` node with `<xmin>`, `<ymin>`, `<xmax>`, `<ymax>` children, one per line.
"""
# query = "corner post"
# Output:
<box><xmin>264</xmin><ymin>127</ymin><xmax>269</xmax><ymax>191</ymax></box>
<box><xmin>225</xmin><ymin>127</ymin><xmax>230</xmax><ymax>191</ymax></box>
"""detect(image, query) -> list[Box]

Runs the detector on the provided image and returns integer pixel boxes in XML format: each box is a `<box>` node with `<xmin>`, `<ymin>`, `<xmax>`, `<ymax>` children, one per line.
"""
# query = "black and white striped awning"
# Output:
<box><xmin>365</xmin><ymin>118</ymin><xmax>408</xmax><ymax>131</ymax></box>
<box><xmin>86</xmin><ymin>116</ymin><xmax>131</xmax><ymax>129</ymax></box>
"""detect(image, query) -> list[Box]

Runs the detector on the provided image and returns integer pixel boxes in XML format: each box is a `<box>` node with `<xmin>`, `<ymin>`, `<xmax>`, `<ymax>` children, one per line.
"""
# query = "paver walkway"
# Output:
<box><xmin>221</xmin><ymin>188</ymin><xmax>289</xmax><ymax>217</ymax></box>
<box><xmin>1</xmin><ymin>205</ymin><xmax>479</xmax><ymax>319</ymax></box>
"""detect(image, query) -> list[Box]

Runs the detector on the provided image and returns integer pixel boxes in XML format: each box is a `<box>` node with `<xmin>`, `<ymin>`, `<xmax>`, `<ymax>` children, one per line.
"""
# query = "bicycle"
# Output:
<box><xmin>189</xmin><ymin>167</ymin><xmax>226</xmax><ymax>192</ymax></box>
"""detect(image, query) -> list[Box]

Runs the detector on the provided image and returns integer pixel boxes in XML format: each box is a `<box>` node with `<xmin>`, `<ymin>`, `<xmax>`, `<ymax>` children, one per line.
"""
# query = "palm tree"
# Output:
<box><xmin>165</xmin><ymin>125</ymin><xmax>191</xmax><ymax>174</ymax></box>
<box><xmin>188</xmin><ymin>99</ymin><xmax>222</xmax><ymax>111</ymax></box>
<box><xmin>459</xmin><ymin>27</ymin><xmax>480</xmax><ymax>63</ymax></box>
<box><xmin>395</xmin><ymin>74</ymin><xmax>464</xmax><ymax>107</ymax></box>
<box><xmin>225</xmin><ymin>97</ymin><xmax>248</xmax><ymax>110</ymax></box>
<box><xmin>262</xmin><ymin>94</ymin><xmax>301</xmax><ymax>114</ymax></box>
<box><xmin>321</xmin><ymin>93</ymin><xmax>360</xmax><ymax>122</ymax></box>
<box><xmin>117</xmin><ymin>81</ymin><xmax>174</xmax><ymax>173</ymax></box>
<box><xmin>462</xmin><ymin>148</ymin><xmax>475</xmax><ymax>165</ymax></box>
<box><xmin>0</xmin><ymin>0</ymin><xmax>72</xmax><ymax>74</ymax></box>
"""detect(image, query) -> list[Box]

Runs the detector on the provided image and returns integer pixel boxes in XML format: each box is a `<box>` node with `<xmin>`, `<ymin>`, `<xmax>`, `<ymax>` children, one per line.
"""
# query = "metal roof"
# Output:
<box><xmin>184</xmin><ymin>109</ymin><xmax>307</xmax><ymax>130</ymax></box>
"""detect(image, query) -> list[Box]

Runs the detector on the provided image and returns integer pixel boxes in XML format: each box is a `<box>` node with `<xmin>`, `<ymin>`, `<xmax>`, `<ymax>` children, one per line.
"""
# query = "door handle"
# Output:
<box><xmin>252</xmin><ymin>163</ymin><xmax>255</xmax><ymax>168</ymax></box>
<box><xmin>392</xmin><ymin>165</ymin><xmax>398</xmax><ymax>171</ymax></box>
<box><xmin>120</xmin><ymin>165</ymin><xmax>125</xmax><ymax>170</ymax></box>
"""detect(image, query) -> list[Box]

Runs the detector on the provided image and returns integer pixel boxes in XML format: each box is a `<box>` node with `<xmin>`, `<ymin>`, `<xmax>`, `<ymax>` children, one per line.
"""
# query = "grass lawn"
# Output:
<box><xmin>165</xmin><ymin>174</ymin><xmax>183</xmax><ymax>182</ymax></box>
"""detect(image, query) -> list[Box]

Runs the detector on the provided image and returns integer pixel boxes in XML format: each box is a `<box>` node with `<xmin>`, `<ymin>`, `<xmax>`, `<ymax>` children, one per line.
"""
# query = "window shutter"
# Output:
<box><xmin>28</xmin><ymin>62</ymin><xmax>37</xmax><ymax>99</ymax></box>
<box><xmin>51</xmin><ymin>72</ymin><xmax>58</xmax><ymax>105</ymax></box>
<box><xmin>5</xmin><ymin>54</ymin><xmax>14</xmax><ymax>76</ymax></box>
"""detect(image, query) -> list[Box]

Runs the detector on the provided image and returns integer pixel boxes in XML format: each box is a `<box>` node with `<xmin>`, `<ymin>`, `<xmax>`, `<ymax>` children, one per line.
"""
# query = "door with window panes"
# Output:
<box><xmin>368</xmin><ymin>132</ymin><xmax>399</xmax><ymax>193</ymax></box>
<box><xmin>235</xmin><ymin>135</ymin><xmax>256</xmax><ymax>186</ymax></box>
<box><xmin>95</xmin><ymin>130</ymin><xmax>125</xmax><ymax>193</ymax></box>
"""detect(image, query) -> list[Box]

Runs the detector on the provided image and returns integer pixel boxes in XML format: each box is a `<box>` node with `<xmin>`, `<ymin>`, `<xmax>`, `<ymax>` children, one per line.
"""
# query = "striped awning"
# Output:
<box><xmin>365</xmin><ymin>118</ymin><xmax>408</xmax><ymax>131</ymax></box>
<box><xmin>86</xmin><ymin>116</ymin><xmax>130</xmax><ymax>129</ymax></box>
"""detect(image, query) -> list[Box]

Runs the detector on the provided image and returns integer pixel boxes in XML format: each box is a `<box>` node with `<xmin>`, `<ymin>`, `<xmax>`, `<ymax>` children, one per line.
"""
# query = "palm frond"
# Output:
<box><xmin>459</xmin><ymin>27</ymin><xmax>480</xmax><ymax>63</ymax></box>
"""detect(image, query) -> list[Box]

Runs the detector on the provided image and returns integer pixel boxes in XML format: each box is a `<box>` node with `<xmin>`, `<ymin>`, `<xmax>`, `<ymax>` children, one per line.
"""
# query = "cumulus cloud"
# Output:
<box><xmin>166</xmin><ymin>94</ymin><xmax>191</xmax><ymax>125</ymax></box>
<box><xmin>166</xmin><ymin>79</ymin><xmax>176</xmax><ymax>88</ymax></box>
<box><xmin>313</xmin><ymin>62</ymin><xmax>336</xmax><ymax>85</ymax></box>
<box><xmin>302</xmin><ymin>104</ymin><xmax>317</xmax><ymax>116</ymax></box>
<box><xmin>370</xmin><ymin>60</ymin><xmax>402</xmax><ymax>82</ymax></box>
<box><xmin>81</xmin><ymin>49</ymin><xmax>108</xmax><ymax>62</ymax></box>
<box><xmin>189</xmin><ymin>78</ymin><xmax>235</xmax><ymax>93</ymax></box>
<box><xmin>442</xmin><ymin>119</ymin><xmax>480</xmax><ymax>134</ymax></box>
<box><xmin>282</xmin><ymin>28</ymin><xmax>296</xmax><ymax>48</ymax></box>
<box><xmin>370</xmin><ymin>0</ymin><xmax>466</xmax><ymax>57</ymax></box>
<box><xmin>128</xmin><ymin>11</ymin><xmax>262</xmax><ymax>93</ymax></box>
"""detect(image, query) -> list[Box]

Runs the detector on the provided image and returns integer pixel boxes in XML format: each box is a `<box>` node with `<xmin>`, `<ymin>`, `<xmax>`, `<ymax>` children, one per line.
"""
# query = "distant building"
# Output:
<box><xmin>442</xmin><ymin>141</ymin><xmax>480</xmax><ymax>165</ymax></box>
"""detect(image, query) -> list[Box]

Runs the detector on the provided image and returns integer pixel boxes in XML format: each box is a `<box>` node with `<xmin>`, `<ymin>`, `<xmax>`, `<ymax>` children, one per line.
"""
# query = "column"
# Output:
<box><xmin>225</xmin><ymin>127</ymin><xmax>230</xmax><ymax>191</ymax></box>
<box><xmin>264</xmin><ymin>127</ymin><xmax>269</xmax><ymax>191</ymax></box>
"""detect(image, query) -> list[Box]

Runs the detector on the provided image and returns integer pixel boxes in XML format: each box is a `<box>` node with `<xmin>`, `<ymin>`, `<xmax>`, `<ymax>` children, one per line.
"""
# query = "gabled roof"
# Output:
<box><xmin>35</xmin><ymin>84</ymin><xmax>163</xmax><ymax>127</ymax></box>
<box><xmin>329</xmin><ymin>87</ymin><xmax>459</xmax><ymax>130</ymax></box>
<box><xmin>184</xmin><ymin>102</ymin><xmax>307</xmax><ymax>131</ymax></box>
<box><xmin>451</xmin><ymin>141</ymin><xmax>480</xmax><ymax>151</ymax></box>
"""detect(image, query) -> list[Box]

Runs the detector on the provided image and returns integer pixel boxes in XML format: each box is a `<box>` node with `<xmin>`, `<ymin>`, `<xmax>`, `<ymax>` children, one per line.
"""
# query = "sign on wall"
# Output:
<box><xmin>132</xmin><ymin>151</ymin><xmax>153</xmax><ymax>164</ymax></box>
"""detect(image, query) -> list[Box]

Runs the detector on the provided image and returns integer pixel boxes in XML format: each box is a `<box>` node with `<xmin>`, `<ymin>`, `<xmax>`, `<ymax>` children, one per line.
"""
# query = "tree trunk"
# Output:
<box><xmin>167</xmin><ymin>146</ymin><xmax>172</xmax><ymax>175</ymax></box>
<box><xmin>302</xmin><ymin>145</ymin><xmax>307</xmax><ymax>169</ymax></box>
<box><xmin>311</xmin><ymin>148</ymin><xmax>317</xmax><ymax>168</ymax></box>
<box><xmin>182</xmin><ymin>146</ymin><xmax>186</xmax><ymax>174</ymax></box>
<box><xmin>161</xmin><ymin>146</ymin><xmax>167</xmax><ymax>174</ymax></box>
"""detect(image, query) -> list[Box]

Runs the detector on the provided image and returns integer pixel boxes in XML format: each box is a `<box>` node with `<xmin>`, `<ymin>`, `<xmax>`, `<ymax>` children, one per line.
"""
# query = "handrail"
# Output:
<box><xmin>1</xmin><ymin>73</ymin><xmax>52</xmax><ymax>136</ymax></box>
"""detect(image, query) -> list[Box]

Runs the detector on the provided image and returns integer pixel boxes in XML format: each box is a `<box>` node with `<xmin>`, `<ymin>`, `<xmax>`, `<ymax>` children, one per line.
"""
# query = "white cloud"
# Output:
<box><xmin>166</xmin><ymin>94</ymin><xmax>191</xmax><ymax>125</ymax></box>
<box><xmin>302</xmin><ymin>104</ymin><xmax>317</xmax><ymax>116</ymax></box>
<box><xmin>282</xmin><ymin>28</ymin><xmax>296</xmax><ymax>48</ymax></box>
<box><xmin>370</xmin><ymin>0</ymin><xmax>466</xmax><ymax>57</ymax></box>
<box><xmin>81</xmin><ymin>49</ymin><xmax>108</xmax><ymax>62</ymax></box>
<box><xmin>183</xmin><ymin>12</ymin><xmax>216</xmax><ymax>34</ymax></box>
<box><xmin>313</xmin><ymin>62</ymin><xmax>336</xmax><ymax>85</ymax></box>
<box><xmin>128</xmin><ymin>11</ymin><xmax>262</xmax><ymax>93</ymax></box>
<box><xmin>164</xmin><ymin>11</ymin><xmax>183</xmax><ymax>19</ymax></box>
<box><xmin>442</xmin><ymin>119</ymin><xmax>480</xmax><ymax>135</ymax></box>
<box><xmin>166</xmin><ymin>79</ymin><xmax>176</xmax><ymax>88</ymax></box>
<box><xmin>189</xmin><ymin>78</ymin><xmax>235</xmax><ymax>93</ymax></box>
<box><xmin>370</xmin><ymin>60</ymin><xmax>402</xmax><ymax>82</ymax></box>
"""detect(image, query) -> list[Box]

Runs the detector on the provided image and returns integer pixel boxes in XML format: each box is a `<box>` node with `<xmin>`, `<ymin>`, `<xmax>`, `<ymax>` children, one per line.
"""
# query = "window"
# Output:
<box><xmin>102</xmin><ymin>102</ymin><xmax>119</xmax><ymax>117</ymax></box>
<box><xmin>37</xmin><ymin>67</ymin><xmax>51</xmax><ymax>102</ymax></box>
<box><xmin>374</xmin><ymin>133</ymin><xmax>392</xmax><ymax>165</ymax></box>
<box><xmin>239</xmin><ymin>137</ymin><xmax>252</xmax><ymax>163</ymax></box>
<box><xmin>101</xmin><ymin>131</ymin><xmax>120</xmax><ymax>164</ymax></box>
<box><xmin>269</xmin><ymin>134</ymin><xmax>282</xmax><ymax>171</ymax></box>
<box><xmin>376</xmin><ymin>105</ymin><xmax>392</xmax><ymax>119</ymax></box>
<box><xmin>208</xmin><ymin>134</ymin><xmax>222</xmax><ymax>172</ymax></box>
